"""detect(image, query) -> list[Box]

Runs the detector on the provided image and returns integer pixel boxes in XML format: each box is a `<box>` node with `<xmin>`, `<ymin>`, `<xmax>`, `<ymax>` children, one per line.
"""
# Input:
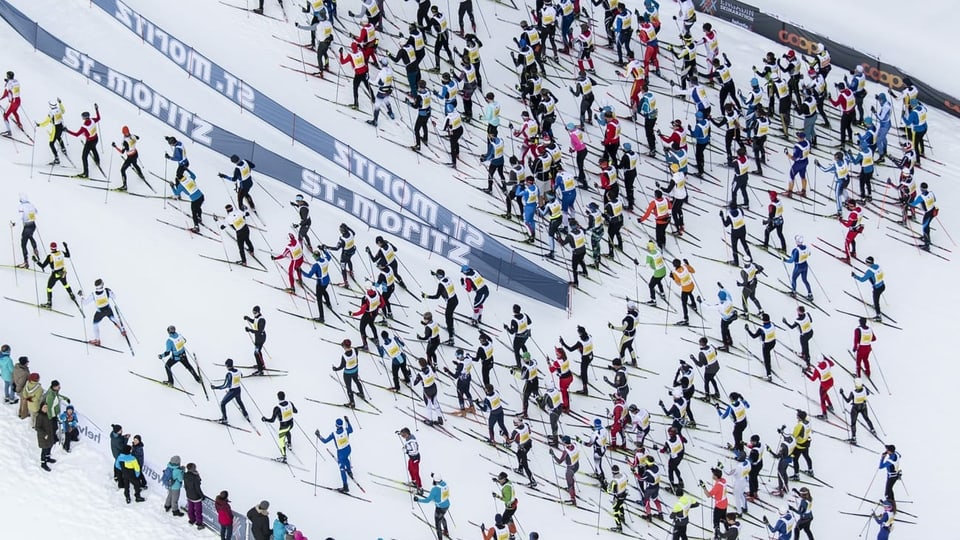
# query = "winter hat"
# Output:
<box><xmin>258</xmin><ymin>500</ymin><xmax>270</xmax><ymax>511</ymax></box>
<box><xmin>277</xmin><ymin>512</ymin><xmax>288</xmax><ymax>524</ymax></box>
<box><xmin>28</xmin><ymin>373</ymin><xmax>39</xmax><ymax>382</ymax></box>
<box><xmin>122</xmin><ymin>445</ymin><xmax>132</xmax><ymax>454</ymax></box>
<box><xmin>18</xmin><ymin>357</ymin><xmax>28</xmax><ymax>366</ymax></box>
<box><xmin>170</xmin><ymin>455</ymin><xmax>181</xmax><ymax>466</ymax></box>
<box><xmin>186</xmin><ymin>463</ymin><xmax>197</xmax><ymax>472</ymax></box>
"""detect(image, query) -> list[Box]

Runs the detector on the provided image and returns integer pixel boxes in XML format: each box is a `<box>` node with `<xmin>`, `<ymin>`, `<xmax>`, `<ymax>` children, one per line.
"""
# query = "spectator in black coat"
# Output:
<box><xmin>246</xmin><ymin>500</ymin><xmax>272</xmax><ymax>540</ymax></box>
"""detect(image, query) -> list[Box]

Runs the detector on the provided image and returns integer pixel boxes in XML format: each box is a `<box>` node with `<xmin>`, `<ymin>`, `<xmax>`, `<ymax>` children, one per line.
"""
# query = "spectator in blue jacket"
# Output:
<box><xmin>58</xmin><ymin>404</ymin><xmax>80</xmax><ymax>452</ymax></box>
<box><xmin>0</xmin><ymin>344</ymin><xmax>15</xmax><ymax>404</ymax></box>
<box><xmin>163</xmin><ymin>455</ymin><xmax>185</xmax><ymax>516</ymax></box>
<box><xmin>115</xmin><ymin>444</ymin><xmax>144</xmax><ymax>503</ymax></box>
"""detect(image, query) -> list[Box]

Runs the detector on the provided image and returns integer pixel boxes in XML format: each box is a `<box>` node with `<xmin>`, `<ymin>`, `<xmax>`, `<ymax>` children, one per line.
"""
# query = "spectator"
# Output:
<box><xmin>273</xmin><ymin>512</ymin><xmax>289</xmax><ymax>540</ymax></box>
<box><xmin>184</xmin><ymin>462</ymin><xmax>205</xmax><ymax>530</ymax></box>
<box><xmin>115</xmin><ymin>444</ymin><xmax>145</xmax><ymax>503</ymax></box>
<box><xmin>0</xmin><ymin>344</ymin><xmax>15</xmax><ymax>404</ymax></box>
<box><xmin>131</xmin><ymin>435</ymin><xmax>148</xmax><ymax>490</ymax></box>
<box><xmin>58</xmin><ymin>404</ymin><xmax>80</xmax><ymax>452</ymax></box>
<box><xmin>35</xmin><ymin>402</ymin><xmax>57</xmax><ymax>471</ymax></box>
<box><xmin>13</xmin><ymin>356</ymin><xmax>30</xmax><ymax>395</ymax></box>
<box><xmin>164</xmin><ymin>455</ymin><xmax>185</xmax><ymax>516</ymax></box>
<box><xmin>20</xmin><ymin>372</ymin><xmax>42</xmax><ymax>421</ymax></box>
<box><xmin>215</xmin><ymin>490</ymin><xmax>233</xmax><ymax>540</ymax></box>
<box><xmin>110</xmin><ymin>424</ymin><xmax>130</xmax><ymax>486</ymax></box>
<box><xmin>44</xmin><ymin>379</ymin><xmax>70</xmax><ymax>419</ymax></box>
<box><xmin>246</xmin><ymin>500</ymin><xmax>272</xmax><ymax>540</ymax></box>
<box><xmin>292</xmin><ymin>531</ymin><xmax>308</xmax><ymax>540</ymax></box>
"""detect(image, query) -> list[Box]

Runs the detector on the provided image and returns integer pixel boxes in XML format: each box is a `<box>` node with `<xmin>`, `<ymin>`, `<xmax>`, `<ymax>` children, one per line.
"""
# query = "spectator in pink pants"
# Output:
<box><xmin>183</xmin><ymin>463</ymin><xmax>205</xmax><ymax>530</ymax></box>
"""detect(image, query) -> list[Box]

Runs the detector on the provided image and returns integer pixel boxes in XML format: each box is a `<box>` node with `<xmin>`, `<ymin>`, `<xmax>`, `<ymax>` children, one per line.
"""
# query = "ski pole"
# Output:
<box><xmin>29</xmin><ymin>124</ymin><xmax>37</xmax><ymax>179</ymax></box>
<box><xmin>806</xmin><ymin>266</ymin><xmax>830</xmax><ymax>303</ymax></box>
<box><xmin>8</xmin><ymin>224</ymin><xmax>17</xmax><ymax>287</ymax></box>
<box><xmin>869</xmin><ymin>350</ymin><xmax>892</xmax><ymax>396</ymax></box>
<box><xmin>856</xmin><ymin>468</ymin><xmax>879</xmax><ymax>511</ymax></box>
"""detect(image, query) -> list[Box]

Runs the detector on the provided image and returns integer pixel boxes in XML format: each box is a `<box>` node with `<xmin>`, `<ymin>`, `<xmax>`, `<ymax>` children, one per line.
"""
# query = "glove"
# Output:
<box><xmin>209</xmin><ymin>384</ymin><xmax>215</xmax><ymax>389</ymax></box>
<box><xmin>658</xmin><ymin>399</ymin><xmax>664</xmax><ymax>406</ymax></box>
<box><xmin>165</xmin><ymin>153</ymin><xmax>171</xmax><ymax>159</ymax></box>
<box><xmin>111</xmin><ymin>142</ymin><xmax>117</xmax><ymax>148</ymax></box>
<box><xmin>315</xmin><ymin>429</ymin><xmax>322</xmax><ymax>437</ymax></box>
<box><xmin>421</xmin><ymin>292</ymin><xmax>426</xmax><ymax>298</ymax></box>
<box><xmin>219</xmin><ymin>225</ymin><xmax>226</xmax><ymax>230</ymax></box>
<box><xmin>63</xmin><ymin>242</ymin><xmax>68</xmax><ymax>249</ymax></box>
<box><xmin>65</xmin><ymin>398</ymin><xmax>70</xmax><ymax>404</ymax></box>
<box><xmin>743</xmin><ymin>324</ymin><xmax>749</xmax><ymax>330</ymax></box>
<box><xmin>9</xmin><ymin>221</ymin><xmax>14</xmax><ymax>227</ymax></box>
<box><xmin>607</xmin><ymin>322</ymin><xmax>614</xmax><ymax>329</ymax></box>
<box><xmin>157</xmin><ymin>354</ymin><xmax>163</xmax><ymax>359</ymax></box>
<box><xmin>682</xmin><ymin>259</ymin><xmax>688</xmax><ymax>265</ymax></box>
<box><xmin>261</xmin><ymin>416</ymin><xmax>268</xmax><ymax>422</ymax></box>
<box><xmin>850</xmin><ymin>271</ymin><xmax>856</xmax><ymax>277</ymax></box>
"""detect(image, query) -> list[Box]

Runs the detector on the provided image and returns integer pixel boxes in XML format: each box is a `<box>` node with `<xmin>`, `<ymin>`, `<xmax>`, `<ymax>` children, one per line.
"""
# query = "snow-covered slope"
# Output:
<box><xmin>0</xmin><ymin>0</ymin><xmax>955</xmax><ymax>538</ymax></box>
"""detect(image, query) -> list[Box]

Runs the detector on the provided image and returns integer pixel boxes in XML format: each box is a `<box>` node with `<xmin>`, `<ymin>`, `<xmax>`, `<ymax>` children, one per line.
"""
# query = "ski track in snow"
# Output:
<box><xmin>0</xmin><ymin>0</ymin><xmax>955</xmax><ymax>538</ymax></box>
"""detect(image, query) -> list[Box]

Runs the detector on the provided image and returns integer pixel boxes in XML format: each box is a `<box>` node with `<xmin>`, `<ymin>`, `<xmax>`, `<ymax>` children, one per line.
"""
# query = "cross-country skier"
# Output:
<box><xmin>460</xmin><ymin>265</ymin><xmax>489</xmax><ymax>326</ymax></box>
<box><xmin>839</xmin><ymin>378</ymin><xmax>876</xmax><ymax>445</ymax></box>
<box><xmin>479</xmin><ymin>383</ymin><xmax>508</xmax><ymax>444</ymax></box>
<box><xmin>315</xmin><ymin>416</ymin><xmax>353</xmax><ymax>489</ymax></box>
<box><xmin>339</xmin><ymin>43</ymin><xmax>373</xmax><ymax>109</ymax></box>
<box><xmin>508</xmin><ymin>417</ymin><xmax>536</xmax><ymax>487</ymax></box>
<box><xmin>879</xmin><ymin>445</ymin><xmax>902</xmax><ymax>502</ymax></box>
<box><xmin>444</xmin><ymin>349</ymin><xmax>474</xmax><ymax>414</ymax></box>
<box><xmin>289</xmin><ymin>194</ymin><xmax>313</xmax><ymax>251</ymax></box>
<box><xmin>803</xmin><ymin>357</ymin><xmax>834</xmax><ymax>418</ymax></box>
<box><xmin>783</xmin><ymin>235</ymin><xmax>813</xmax><ymax>300</ymax></box>
<box><xmin>368</xmin><ymin>236</ymin><xmax>408</xmax><ymax>289</ymax></box>
<box><xmin>164</xmin><ymin>136</ymin><xmax>189</xmax><ymax>180</ymax></box>
<box><xmin>783</xmin><ymin>305</ymin><xmax>814</xmax><ymax>365</ymax></box>
<box><xmin>669</xmin><ymin>487</ymin><xmax>699</xmax><ymax>539</ymax></box>
<box><xmin>219</xmin><ymin>155</ymin><xmax>257</xmax><ymax>212</ymax></box>
<box><xmin>242</xmin><ymin>306</ymin><xmax>267</xmax><ymax>375</ymax></box>
<box><xmin>503</xmin><ymin>304</ymin><xmax>533</xmax><ymax>367</ymax></box>
<box><xmin>910</xmin><ymin>182</ymin><xmax>938</xmax><ymax>251</ymax></box>
<box><xmin>745</xmin><ymin>313</ymin><xmax>776</xmax><ymax>381</ymax></box>
<box><xmin>608</xmin><ymin>302</ymin><xmax>639</xmax><ymax>366</ymax></box>
<box><xmin>872</xmin><ymin>499</ymin><xmax>896</xmax><ymax>540</ymax></box>
<box><xmin>303</xmin><ymin>248</ymin><xmax>334</xmax><ymax>323</ymax></box>
<box><xmin>0</xmin><ymin>71</ymin><xmax>22</xmax><ymax>135</ymax></box>
<box><xmin>852</xmin><ymin>317</ymin><xmax>876</xmax><ymax>378</ymax></box>
<box><xmin>691</xmin><ymin>337</ymin><xmax>721</xmax><ymax>396</ymax></box>
<box><xmin>637</xmin><ymin>454</ymin><xmax>664</xmax><ymax>519</ymax></box>
<box><xmin>217</xmin><ymin>204</ymin><xmax>255</xmax><ymax>266</ymax></box>
<box><xmin>109</xmin><ymin>126</ymin><xmax>144</xmax><ymax>191</ymax></box>
<box><xmin>10</xmin><ymin>193</ymin><xmax>38</xmax><ymax>268</ymax></box>
<box><xmin>717</xmin><ymin>392</ymin><xmax>749</xmax><ymax>449</ymax></box>
<box><xmin>66</xmin><ymin>105</ymin><xmax>101</xmax><ymax>178</ymax></box>
<box><xmin>264</xmin><ymin>391</ymin><xmax>298</xmax><ymax>462</ymax></box>
<box><xmin>491</xmin><ymin>472</ymin><xmax>519</xmax><ymax>537</ymax></box>
<box><xmin>332</xmin><ymin>340</ymin><xmax>364</xmax><ymax>407</ymax></box>
<box><xmin>762</xmin><ymin>506</ymin><xmax>796</xmax><ymax>540</ymax></box>
<box><xmin>416</xmin><ymin>473</ymin><xmax>450</xmax><ymax>540</ymax></box>
<box><xmin>413</xmin><ymin>358</ymin><xmax>444</xmax><ymax>425</ymax></box>
<box><xmin>330</xmin><ymin>223</ymin><xmax>357</xmax><ymax>287</ymax></box>
<box><xmin>398</xmin><ymin>427</ymin><xmax>423</xmax><ymax>494</ymax></box>
<box><xmin>763</xmin><ymin>190</ymin><xmax>787</xmax><ymax>251</ymax></box>
<box><xmin>35</xmin><ymin>98</ymin><xmax>67</xmax><ymax>165</ymax></box>
<box><xmin>352</xmin><ymin>289</ymin><xmax>381</xmax><ymax>350</ymax></box>
<box><xmin>560</xmin><ymin>325</ymin><xmax>594</xmax><ymax>394</ymax></box>
<box><xmin>699</xmin><ymin>467</ymin><xmax>729</xmax><ymax>538</ymax></box>
<box><xmin>271</xmin><ymin>234</ymin><xmax>304</xmax><ymax>292</ymax></box>
<box><xmin>721</xmin><ymin>202</ymin><xmax>751</xmax><ymax>266</ymax></box>
<box><xmin>516</xmin><ymin>352</ymin><xmax>539</xmax><ymax>417</ymax></box>
<box><xmin>550</xmin><ymin>436</ymin><xmax>579</xmax><ymax>504</ymax></box>
<box><xmin>791</xmin><ymin>409</ymin><xmax>813</xmax><ymax>480</ymax></box>
<box><xmin>158</xmin><ymin>325</ymin><xmax>200</xmax><ymax>386</ymax></box>
<box><xmin>33</xmin><ymin>241</ymin><xmax>76</xmax><ymax>309</ymax></box>
<box><xmin>210</xmin><ymin>358</ymin><xmax>249</xmax><ymax>424</ymax></box>
<box><xmin>852</xmin><ymin>257</ymin><xmax>885</xmax><ymax>321</ymax></box>
<box><xmin>766</xmin><ymin>426</ymin><xmax>794</xmax><ymax>496</ymax></box>
<box><xmin>656</xmin><ymin>426</ymin><xmax>686</xmax><ymax>493</ymax></box>
<box><xmin>80</xmin><ymin>279</ymin><xmax>126</xmax><ymax>347</ymax></box>
<box><xmin>670</xmin><ymin>258</ymin><xmax>698</xmax><ymax>325</ymax></box>
<box><xmin>379</xmin><ymin>330</ymin><xmax>412</xmax><ymax>391</ymax></box>
<box><xmin>170</xmin><ymin>169</ymin><xmax>204</xmax><ymax>233</ymax></box>
<box><xmin>791</xmin><ymin>487</ymin><xmax>814</xmax><ymax>540</ymax></box>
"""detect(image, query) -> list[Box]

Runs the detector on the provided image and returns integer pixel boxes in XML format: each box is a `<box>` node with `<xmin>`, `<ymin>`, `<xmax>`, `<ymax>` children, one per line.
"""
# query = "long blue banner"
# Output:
<box><xmin>0</xmin><ymin>0</ymin><xmax>568</xmax><ymax>309</ymax></box>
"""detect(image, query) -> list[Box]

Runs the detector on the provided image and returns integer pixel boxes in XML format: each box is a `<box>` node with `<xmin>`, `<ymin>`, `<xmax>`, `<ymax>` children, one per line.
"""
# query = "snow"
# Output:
<box><xmin>0</xmin><ymin>0</ymin><xmax>956</xmax><ymax>538</ymax></box>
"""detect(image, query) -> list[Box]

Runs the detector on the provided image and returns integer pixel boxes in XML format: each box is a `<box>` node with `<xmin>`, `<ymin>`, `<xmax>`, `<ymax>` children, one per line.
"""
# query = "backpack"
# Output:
<box><xmin>161</xmin><ymin>466</ymin><xmax>174</xmax><ymax>488</ymax></box>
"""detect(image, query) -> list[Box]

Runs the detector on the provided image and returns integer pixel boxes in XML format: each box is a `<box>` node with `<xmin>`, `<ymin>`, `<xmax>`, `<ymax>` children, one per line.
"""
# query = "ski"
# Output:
<box><xmin>179</xmin><ymin>413</ymin><xmax>252</xmax><ymax>433</ymax></box>
<box><xmin>237</xmin><ymin>450</ymin><xmax>309</xmax><ymax>472</ymax></box>
<box><xmin>127</xmin><ymin>371</ymin><xmax>195</xmax><ymax>395</ymax></box>
<box><xmin>276</xmin><ymin>307</ymin><xmax>346</xmax><ymax>331</ymax></box>
<box><xmin>198</xmin><ymin>254</ymin><xmax>268</xmax><ymax>272</ymax></box>
<box><xmin>841</xmin><ymin>291</ymin><xmax>899</xmax><ymax>324</ymax></box>
<box><xmin>837</xmin><ymin>511</ymin><xmax>916</xmax><ymax>525</ymax></box>
<box><xmin>44</xmin><ymin>172</ymin><xmax>108</xmax><ymax>183</ymax></box>
<box><xmin>4</xmin><ymin>296</ymin><xmax>75</xmax><ymax>317</ymax></box>
<box><xmin>213</xmin><ymin>363</ymin><xmax>288</xmax><ymax>373</ymax></box>
<box><xmin>845</xmin><ymin>493</ymin><xmax>917</xmax><ymax>516</ymax></box>
<box><xmin>834</xmin><ymin>309</ymin><xmax>903</xmax><ymax>331</ymax></box>
<box><xmin>726</xmin><ymin>365</ymin><xmax>792</xmax><ymax>391</ymax></box>
<box><xmin>299</xmin><ymin>480</ymin><xmax>372</xmax><ymax>502</ymax></box>
<box><xmin>220</xmin><ymin>1</ymin><xmax>286</xmax><ymax>21</ymax></box>
<box><xmin>304</xmin><ymin>397</ymin><xmax>379</xmax><ymax>415</ymax></box>
<box><xmin>50</xmin><ymin>332</ymin><xmax>123</xmax><ymax>353</ymax></box>
<box><xmin>156</xmin><ymin>219</ymin><xmax>218</xmax><ymax>240</ymax></box>
<box><xmin>1</xmin><ymin>132</ymin><xmax>34</xmax><ymax>146</ymax></box>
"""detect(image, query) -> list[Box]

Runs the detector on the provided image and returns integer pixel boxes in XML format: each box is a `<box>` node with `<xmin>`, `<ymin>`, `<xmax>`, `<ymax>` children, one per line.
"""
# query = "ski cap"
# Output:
<box><xmin>167</xmin><ymin>325</ymin><xmax>176</xmax><ymax>334</ymax></box>
<box><xmin>593</xmin><ymin>418</ymin><xmax>602</xmax><ymax>429</ymax></box>
<box><xmin>432</xmin><ymin>472</ymin><xmax>442</xmax><ymax>483</ymax></box>
<box><xmin>121</xmin><ymin>125</ymin><xmax>130</xmax><ymax>136</ymax></box>
<box><xmin>49</xmin><ymin>99</ymin><xmax>57</xmax><ymax>108</ymax></box>
<box><xmin>49</xmin><ymin>242</ymin><xmax>58</xmax><ymax>250</ymax></box>
<box><xmin>795</xmin><ymin>235</ymin><xmax>804</xmax><ymax>245</ymax></box>
<box><xmin>225</xmin><ymin>358</ymin><xmax>234</xmax><ymax>367</ymax></box>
